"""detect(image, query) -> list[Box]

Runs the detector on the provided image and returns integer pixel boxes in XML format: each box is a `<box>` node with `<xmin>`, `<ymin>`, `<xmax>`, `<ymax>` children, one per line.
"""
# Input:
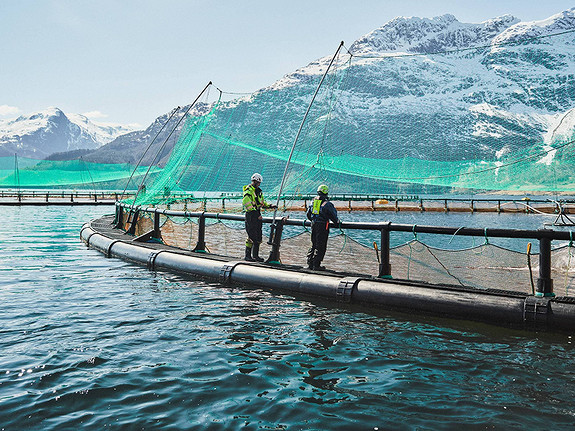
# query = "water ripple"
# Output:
<box><xmin>2</xmin><ymin>206</ymin><xmax>575</xmax><ymax>429</ymax></box>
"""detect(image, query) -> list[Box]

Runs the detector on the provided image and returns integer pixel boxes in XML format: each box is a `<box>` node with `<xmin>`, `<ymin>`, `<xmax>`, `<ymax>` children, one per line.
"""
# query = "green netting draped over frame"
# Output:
<box><xmin>0</xmin><ymin>157</ymin><xmax>156</xmax><ymax>189</ymax></box>
<box><xmin>129</xmin><ymin>28</ymin><xmax>575</xmax><ymax>207</ymax></box>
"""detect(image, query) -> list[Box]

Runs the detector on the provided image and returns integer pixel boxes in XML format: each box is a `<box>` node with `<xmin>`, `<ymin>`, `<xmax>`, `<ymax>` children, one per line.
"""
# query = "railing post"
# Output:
<box><xmin>267</xmin><ymin>217</ymin><xmax>285</xmax><ymax>264</ymax></box>
<box><xmin>127</xmin><ymin>209</ymin><xmax>139</xmax><ymax>235</ymax></box>
<box><xmin>153</xmin><ymin>211</ymin><xmax>161</xmax><ymax>239</ymax></box>
<box><xmin>114</xmin><ymin>204</ymin><xmax>123</xmax><ymax>228</ymax></box>
<box><xmin>193</xmin><ymin>212</ymin><xmax>206</xmax><ymax>252</ymax></box>
<box><xmin>379</xmin><ymin>222</ymin><xmax>392</xmax><ymax>278</ymax></box>
<box><xmin>536</xmin><ymin>232</ymin><xmax>554</xmax><ymax>297</ymax></box>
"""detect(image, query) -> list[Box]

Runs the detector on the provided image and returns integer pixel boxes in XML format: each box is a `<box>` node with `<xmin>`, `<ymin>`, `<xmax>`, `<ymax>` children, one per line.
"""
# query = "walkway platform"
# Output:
<box><xmin>81</xmin><ymin>215</ymin><xmax>575</xmax><ymax>332</ymax></box>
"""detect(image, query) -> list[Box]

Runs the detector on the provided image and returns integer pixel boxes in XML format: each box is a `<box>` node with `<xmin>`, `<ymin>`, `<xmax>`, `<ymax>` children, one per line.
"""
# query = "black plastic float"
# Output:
<box><xmin>81</xmin><ymin>210</ymin><xmax>575</xmax><ymax>333</ymax></box>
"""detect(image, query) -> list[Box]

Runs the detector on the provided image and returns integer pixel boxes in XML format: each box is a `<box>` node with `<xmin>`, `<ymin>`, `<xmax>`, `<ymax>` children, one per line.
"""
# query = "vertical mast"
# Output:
<box><xmin>271</xmin><ymin>41</ymin><xmax>344</xmax><ymax>219</ymax></box>
<box><xmin>129</xmin><ymin>81</ymin><xmax>212</xmax><ymax>209</ymax></box>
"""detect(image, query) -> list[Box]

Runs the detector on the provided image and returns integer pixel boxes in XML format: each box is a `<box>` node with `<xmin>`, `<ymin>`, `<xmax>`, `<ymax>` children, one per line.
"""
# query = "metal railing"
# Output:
<box><xmin>115</xmin><ymin>202</ymin><xmax>575</xmax><ymax>297</ymax></box>
<box><xmin>0</xmin><ymin>190</ymin><xmax>132</xmax><ymax>202</ymax></box>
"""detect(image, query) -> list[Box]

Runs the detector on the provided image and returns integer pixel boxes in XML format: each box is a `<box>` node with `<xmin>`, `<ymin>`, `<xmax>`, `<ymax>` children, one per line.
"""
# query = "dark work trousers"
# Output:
<box><xmin>307</xmin><ymin>221</ymin><xmax>330</xmax><ymax>268</ymax></box>
<box><xmin>245</xmin><ymin>210</ymin><xmax>263</xmax><ymax>245</ymax></box>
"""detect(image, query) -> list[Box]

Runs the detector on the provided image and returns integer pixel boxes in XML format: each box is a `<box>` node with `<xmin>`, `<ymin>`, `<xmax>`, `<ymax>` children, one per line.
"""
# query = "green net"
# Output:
<box><xmin>0</xmin><ymin>157</ymin><xmax>157</xmax><ymax>189</ymax></box>
<box><xmin>2</xmin><ymin>30</ymin><xmax>574</xmax><ymax>199</ymax></box>
<box><xmin>120</xmin><ymin>211</ymin><xmax>575</xmax><ymax>296</ymax></box>
<box><xmin>128</xmin><ymin>29</ymin><xmax>575</xmax><ymax>207</ymax></box>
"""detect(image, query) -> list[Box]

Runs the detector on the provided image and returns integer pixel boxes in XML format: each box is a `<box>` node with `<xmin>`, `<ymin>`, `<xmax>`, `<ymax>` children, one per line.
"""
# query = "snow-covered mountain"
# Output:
<box><xmin>349</xmin><ymin>14</ymin><xmax>520</xmax><ymax>54</ymax></box>
<box><xmin>82</xmin><ymin>103</ymin><xmax>210</xmax><ymax>165</ymax></box>
<box><xmin>58</xmin><ymin>7</ymin><xmax>575</xmax><ymax>172</ymax></box>
<box><xmin>0</xmin><ymin>107</ymin><xmax>137</xmax><ymax>159</ymax></box>
<box><xmin>261</xmin><ymin>7</ymin><xmax>575</xmax><ymax>163</ymax></box>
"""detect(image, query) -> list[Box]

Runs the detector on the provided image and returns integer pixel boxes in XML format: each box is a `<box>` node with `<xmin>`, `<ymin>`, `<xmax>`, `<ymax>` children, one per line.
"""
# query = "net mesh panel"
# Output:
<box><xmin>128</xmin><ymin>30</ymin><xmax>575</xmax><ymax>207</ymax></box>
<box><xmin>130</xmin><ymin>213</ymin><xmax>575</xmax><ymax>296</ymax></box>
<box><xmin>0</xmin><ymin>157</ymin><xmax>155</xmax><ymax>189</ymax></box>
<box><xmin>1</xmin><ymin>31</ymin><xmax>574</xmax><ymax>195</ymax></box>
<box><xmin>119</xmin><ymin>31</ymin><xmax>575</xmax><ymax>295</ymax></box>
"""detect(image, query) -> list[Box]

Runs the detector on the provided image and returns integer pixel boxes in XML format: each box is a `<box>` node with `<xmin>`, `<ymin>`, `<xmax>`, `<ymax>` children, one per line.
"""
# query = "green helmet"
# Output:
<box><xmin>317</xmin><ymin>184</ymin><xmax>328</xmax><ymax>195</ymax></box>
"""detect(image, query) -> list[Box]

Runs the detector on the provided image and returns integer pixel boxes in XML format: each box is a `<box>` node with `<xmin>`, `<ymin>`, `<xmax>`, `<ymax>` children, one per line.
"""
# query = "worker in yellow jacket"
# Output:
<box><xmin>243</xmin><ymin>173</ymin><xmax>276</xmax><ymax>261</ymax></box>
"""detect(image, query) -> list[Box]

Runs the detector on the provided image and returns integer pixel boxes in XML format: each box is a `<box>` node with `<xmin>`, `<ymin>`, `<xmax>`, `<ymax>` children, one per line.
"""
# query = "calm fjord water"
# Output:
<box><xmin>1</xmin><ymin>206</ymin><xmax>575</xmax><ymax>430</ymax></box>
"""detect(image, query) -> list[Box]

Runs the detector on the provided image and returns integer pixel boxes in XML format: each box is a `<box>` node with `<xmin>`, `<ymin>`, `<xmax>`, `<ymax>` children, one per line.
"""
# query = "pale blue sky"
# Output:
<box><xmin>1</xmin><ymin>0</ymin><xmax>573</xmax><ymax>128</ymax></box>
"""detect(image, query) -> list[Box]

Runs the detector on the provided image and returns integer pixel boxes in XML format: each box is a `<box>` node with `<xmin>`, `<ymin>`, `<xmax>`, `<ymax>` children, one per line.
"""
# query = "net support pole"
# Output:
<box><xmin>536</xmin><ymin>233</ymin><xmax>554</xmax><ymax>297</ymax></box>
<box><xmin>153</xmin><ymin>211</ymin><xmax>161</xmax><ymax>239</ymax></box>
<box><xmin>267</xmin><ymin>41</ymin><xmax>345</xmax><ymax>264</ymax></box>
<box><xmin>114</xmin><ymin>203</ymin><xmax>123</xmax><ymax>228</ymax></box>
<box><xmin>193</xmin><ymin>212</ymin><xmax>207</xmax><ymax>253</ymax></box>
<box><xmin>129</xmin><ymin>81</ymin><xmax>213</xmax><ymax>210</ymax></box>
<box><xmin>127</xmin><ymin>209</ymin><xmax>139</xmax><ymax>235</ymax></box>
<box><xmin>119</xmin><ymin>105</ymin><xmax>182</xmax><ymax>202</ymax></box>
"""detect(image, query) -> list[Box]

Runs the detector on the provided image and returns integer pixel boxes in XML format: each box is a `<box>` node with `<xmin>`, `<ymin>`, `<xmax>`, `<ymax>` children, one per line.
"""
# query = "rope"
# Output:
<box><xmin>337</xmin><ymin>221</ymin><xmax>347</xmax><ymax>254</ymax></box>
<box><xmin>216</xmin><ymin>87</ymin><xmax>253</xmax><ymax>96</ymax></box>
<box><xmin>406</xmin><ymin>226</ymin><xmax>419</xmax><ymax>280</ymax></box>
<box><xmin>426</xmin><ymin>247</ymin><xmax>466</xmax><ymax>287</ymax></box>
<box><xmin>448</xmin><ymin>226</ymin><xmax>465</xmax><ymax>244</ymax></box>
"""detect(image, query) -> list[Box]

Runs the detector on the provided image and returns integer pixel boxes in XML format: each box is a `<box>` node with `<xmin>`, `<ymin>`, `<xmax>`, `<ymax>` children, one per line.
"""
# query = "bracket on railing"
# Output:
<box><xmin>523</xmin><ymin>296</ymin><xmax>551</xmax><ymax>327</ymax></box>
<box><xmin>336</xmin><ymin>277</ymin><xmax>363</xmax><ymax>303</ymax></box>
<box><xmin>147</xmin><ymin>250</ymin><xmax>167</xmax><ymax>271</ymax></box>
<box><xmin>266</xmin><ymin>217</ymin><xmax>286</xmax><ymax>264</ymax></box>
<box><xmin>219</xmin><ymin>261</ymin><xmax>245</xmax><ymax>285</ymax></box>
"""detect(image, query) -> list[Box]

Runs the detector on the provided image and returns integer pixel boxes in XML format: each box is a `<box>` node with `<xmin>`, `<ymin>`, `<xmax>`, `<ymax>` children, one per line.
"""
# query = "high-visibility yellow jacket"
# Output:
<box><xmin>242</xmin><ymin>184</ymin><xmax>271</xmax><ymax>212</ymax></box>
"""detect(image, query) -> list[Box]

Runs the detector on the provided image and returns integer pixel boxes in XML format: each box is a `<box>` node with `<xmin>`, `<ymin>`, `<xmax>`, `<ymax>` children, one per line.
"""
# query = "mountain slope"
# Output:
<box><xmin>0</xmin><ymin>107</ymin><xmax>137</xmax><ymax>159</ymax></box>
<box><xmin>82</xmin><ymin>103</ymin><xmax>211</xmax><ymax>166</ymax></box>
<box><xmin>48</xmin><ymin>7</ymin><xmax>575</xmax><ymax>179</ymax></box>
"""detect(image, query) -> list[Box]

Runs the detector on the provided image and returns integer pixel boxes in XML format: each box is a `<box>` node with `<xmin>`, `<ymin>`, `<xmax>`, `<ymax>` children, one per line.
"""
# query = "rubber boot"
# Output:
<box><xmin>252</xmin><ymin>243</ymin><xmax>264</xmax><ymax>262</ymax></box>
<box><xmin>312</xmin><ymin>257</ymin><xmax>326</xmax><ymax>271</ymax></box>
<box><xmin>245</xmin><ymin>246</ymin><xmax>255</xmax><ymax>262</ymax></box>
<box><xmin>307</xmin><ymin>248</ymin><xmax>315</xmax><ymax>269</ymax></box>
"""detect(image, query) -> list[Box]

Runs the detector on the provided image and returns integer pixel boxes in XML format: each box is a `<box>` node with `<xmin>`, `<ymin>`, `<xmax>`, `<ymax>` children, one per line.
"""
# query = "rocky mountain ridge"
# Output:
<box><xmin>6</xmin><ymin>7</ymin><xmax>575</xmax><ymax>167</ymax></box>
<box><xmin>0</xmin><ymin>107</ymin><xmax>137</xmax><ymax>159</ymax></box>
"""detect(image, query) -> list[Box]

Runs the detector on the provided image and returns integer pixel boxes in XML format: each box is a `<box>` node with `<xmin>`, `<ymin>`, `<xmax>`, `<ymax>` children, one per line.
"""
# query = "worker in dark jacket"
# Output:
<box><xmin>306</xmin><ymin>184</ymin><xmax>339</xmax><ymax>270</ymax></box>
<box><xmin>243</xmin><ymin>173</ymin><xmax>276</xmax><ymax>262</ymax></box>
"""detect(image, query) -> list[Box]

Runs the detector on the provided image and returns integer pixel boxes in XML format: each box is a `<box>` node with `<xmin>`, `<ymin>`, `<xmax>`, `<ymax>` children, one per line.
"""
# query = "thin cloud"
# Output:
<box><xmin>0</xmin><ymin>105</ymin><xmax>21</xmax><ymax>117</ymax></box>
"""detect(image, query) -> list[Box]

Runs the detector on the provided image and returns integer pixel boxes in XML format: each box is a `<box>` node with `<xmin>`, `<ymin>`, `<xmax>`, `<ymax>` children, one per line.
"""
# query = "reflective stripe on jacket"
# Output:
<box><xmin>242</xmin><ymin>184</ymin><xmax>269</xmax><ymax>212</ymax></box>
<box><xmin>307</xmin><ymin>195</ymin><xmax>338</xmax><ymax>224</ymax></box>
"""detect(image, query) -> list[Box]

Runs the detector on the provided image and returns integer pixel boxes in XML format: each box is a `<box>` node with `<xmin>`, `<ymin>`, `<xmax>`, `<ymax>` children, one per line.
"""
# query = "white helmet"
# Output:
<box><xmin>251</xmin><ymin>173</ymin><xmax>263</xmax><ymax>183</ymax></box>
